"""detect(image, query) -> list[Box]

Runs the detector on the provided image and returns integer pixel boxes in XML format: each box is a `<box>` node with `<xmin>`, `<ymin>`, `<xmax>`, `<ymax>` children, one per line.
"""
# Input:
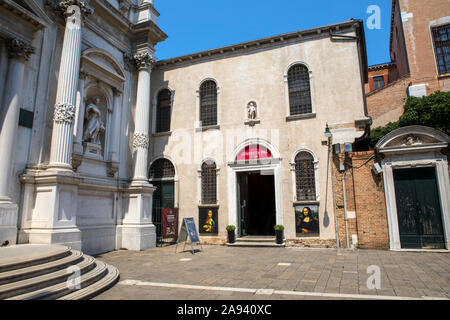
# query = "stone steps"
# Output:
<box><xmin>0</xmin><ymin>245</ymin><xmax>119</xmax><ymax>300</ymax></box>
<box><xmin>227</xmin><ymin>236</ymin><xmax>285</xmax><ymax>248</ymax></box>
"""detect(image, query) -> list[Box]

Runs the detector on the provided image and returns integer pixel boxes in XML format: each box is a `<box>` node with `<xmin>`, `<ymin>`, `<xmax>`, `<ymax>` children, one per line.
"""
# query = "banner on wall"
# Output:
<box><xmin>162</xmin><ymin>208</ymin><xmax>178</xmax><ymax>240</ymax></box>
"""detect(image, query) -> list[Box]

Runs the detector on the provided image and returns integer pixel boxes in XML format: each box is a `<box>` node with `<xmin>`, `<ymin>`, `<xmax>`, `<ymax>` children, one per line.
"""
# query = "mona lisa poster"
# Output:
<box><xmin>295</xmin><ymin>205</ymin><xmax>319</xmax><ymax>237</ymax></box>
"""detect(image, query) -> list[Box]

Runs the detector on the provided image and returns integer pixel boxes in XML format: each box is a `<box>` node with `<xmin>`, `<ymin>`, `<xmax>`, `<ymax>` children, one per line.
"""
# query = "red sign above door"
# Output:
<box><xmin>236</xmin><ymin>145</ymin><xmax>272</xmax><ymax>161</ymax></box>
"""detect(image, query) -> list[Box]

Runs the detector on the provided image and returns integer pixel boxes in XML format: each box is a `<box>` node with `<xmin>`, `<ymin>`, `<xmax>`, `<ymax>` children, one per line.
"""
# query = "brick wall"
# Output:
<box><xmin>366</xmin><ymin>75</ymin><xmax>411</xmax><ymax>128</ymax></box>
<box><xmin>332</xmin><ymin>150</ymin><xmax>390</xmax><ymax>249</ymax></box>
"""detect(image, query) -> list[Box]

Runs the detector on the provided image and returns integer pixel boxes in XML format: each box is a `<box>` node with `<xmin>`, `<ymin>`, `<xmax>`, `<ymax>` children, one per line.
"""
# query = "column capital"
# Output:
<box><xmin>6</xmin><ymin>39</ymin><xmax>35</xmax><ymax>62</ymax></box>
<box><xmin>124</xmin><ymin>51</ymin><xmax>156</xmax><ymax>71</ymax></box>
<box><xmin>49</xmin><ymin>0</ymin><xmax>93</xmax><ymax>19</ymax></box>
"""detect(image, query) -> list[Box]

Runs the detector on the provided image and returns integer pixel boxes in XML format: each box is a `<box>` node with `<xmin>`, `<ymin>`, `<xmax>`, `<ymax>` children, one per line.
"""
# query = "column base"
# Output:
<box><xmin>18</xmin><ymin>228</ymin><xmax>82</xmax><ymax>251</ymax></box>
<box><xmin>0</xmin><ymin>202</ymin><xmax>18</xmax><ymax>245</ymax></box>
<box><xmin>117</xmin><ymin>224</ymin><xmax>156</xmax><ymax>251</ymax></box>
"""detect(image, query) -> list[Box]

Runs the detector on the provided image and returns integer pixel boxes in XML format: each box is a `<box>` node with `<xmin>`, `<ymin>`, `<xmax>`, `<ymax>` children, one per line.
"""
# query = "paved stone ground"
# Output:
<box><xmin>93</xmin><ymin>245</ymin><xmax>450</xmax><ymax>300</ymax></box>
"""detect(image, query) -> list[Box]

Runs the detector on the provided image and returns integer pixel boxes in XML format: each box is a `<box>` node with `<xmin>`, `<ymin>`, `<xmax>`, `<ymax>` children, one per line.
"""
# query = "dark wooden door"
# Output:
<box><xmin>393</xmin><ymin>167</ymin><xmax>445</xmax><ymax>249</ymax></box>
<box><xmin>152</xmin><ymin>181</ymin><xmax>175</xmax><ymax>242</ymax></box>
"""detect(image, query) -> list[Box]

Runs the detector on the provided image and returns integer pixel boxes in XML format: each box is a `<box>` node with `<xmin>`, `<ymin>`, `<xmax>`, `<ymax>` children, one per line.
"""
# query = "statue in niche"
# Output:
<box><xmin>83</xmin><ymin>97</ymin><xmax>105</xmax><ymax>145</ymax></box>
<box><xmin>247</xmin><ymin>101</ymin><xmax>257</xmax><ymax>120</ymax></box>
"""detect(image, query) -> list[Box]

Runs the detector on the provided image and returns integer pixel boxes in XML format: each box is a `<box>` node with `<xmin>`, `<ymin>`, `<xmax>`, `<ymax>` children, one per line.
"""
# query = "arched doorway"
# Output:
<box><xmin>149</xmin><ymin>158</ymin><xmax>176</xmax><ymax>243</ymax></box>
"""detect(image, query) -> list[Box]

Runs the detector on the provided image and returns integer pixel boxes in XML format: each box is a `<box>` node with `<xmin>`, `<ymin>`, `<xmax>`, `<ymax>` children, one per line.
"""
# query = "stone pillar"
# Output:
<box><xmin>18</xmin><ymin>1</ymin><xmax>92</xmax><ymax>250</ymax></box>
<box><xmin>48</xmin><ymin>1</ymin><xmax>92</xmax><ymax>171</ymax></box>
<box><xmin>72</xmin><ymin>71</ymin><xmax>87</xmax><ymax>170</ymax></box>
<box><xmin>0</xmin><ymin>39</ymin><xmax>35</xmax><ymax>245</ymax></box>
<box><xmin>117</xmin><ymin>50</ymin><xmax>156</xmax><ymax>251</ymax></box>
<box><xmin>131</xmin><ymin>51</ymin><xmax>154</xmax><ymax>183</ymax></box>
<box><xmin>107</xmin><ymin>89</ymin><xmax>121</xmax><ymax>176</ymax></box>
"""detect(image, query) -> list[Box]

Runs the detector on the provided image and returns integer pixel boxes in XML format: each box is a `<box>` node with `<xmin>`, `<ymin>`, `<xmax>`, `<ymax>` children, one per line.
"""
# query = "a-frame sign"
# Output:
<box><xmin>175</xmin><ymin>218</ymin><xmax>203</xmax><ymax>254</ymax></box>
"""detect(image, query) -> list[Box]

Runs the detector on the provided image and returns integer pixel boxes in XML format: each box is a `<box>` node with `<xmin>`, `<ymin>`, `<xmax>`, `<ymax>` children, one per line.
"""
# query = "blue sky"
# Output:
<box><xmin>154</xmin><ymin>0</ymin><xmax>393</xmax><ymax>66</ymax></box>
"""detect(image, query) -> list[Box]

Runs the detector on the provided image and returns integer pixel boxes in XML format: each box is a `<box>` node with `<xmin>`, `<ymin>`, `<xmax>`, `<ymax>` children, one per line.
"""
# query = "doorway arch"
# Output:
<box><xmin>149</xmin><ymin>157</ymin><xmax>177</xmax><ymax>243</ymax></box>
<box><xmin>227</xmin><ymin>138</ymin><xmax>283</xmax><ymax>237</ymax></box>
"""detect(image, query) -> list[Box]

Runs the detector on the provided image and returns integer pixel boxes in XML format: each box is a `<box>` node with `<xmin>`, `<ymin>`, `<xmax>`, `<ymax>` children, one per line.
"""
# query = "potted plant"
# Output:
<box><xmin>226</xmin><ymin>225</ymin><xmax>236</xmax><ymax>244</ymax></box>
<box><xmin>274</xmin><ymin>225</ymin><xmax>284</xmax><ymax>244</ymax></box>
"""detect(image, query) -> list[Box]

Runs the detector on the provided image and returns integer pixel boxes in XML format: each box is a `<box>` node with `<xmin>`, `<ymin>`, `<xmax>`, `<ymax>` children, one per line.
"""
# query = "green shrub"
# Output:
<box><xmin>274</xmin><ymin>225</ymin><xmax>285</xmax><ymax>231</ymax></box>
<box><xmin>226</xmin><ymin>225</ymin><xmax>236</xmax><ymax>231</ymax></box>
<box><xmin>369</xmin><ymin>91</ymin><xmax>450</xmax><ymax>147</ymax></box>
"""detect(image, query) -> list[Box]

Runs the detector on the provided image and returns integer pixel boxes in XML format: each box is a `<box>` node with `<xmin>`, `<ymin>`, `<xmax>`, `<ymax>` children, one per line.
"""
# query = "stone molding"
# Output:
<box><xmin>54</xmin><ymin>103</ymin><xmax>76</xmax><ymax>124</ymax></box>
<box><xmin>133</xmin><ymin>132</ymin><xmax>149</xmax><ymax>149</ymax></box>
<box><xmin>5</xmin><ymin>39</ymin><xmax>35</xmax><ymax>61</ymax></box>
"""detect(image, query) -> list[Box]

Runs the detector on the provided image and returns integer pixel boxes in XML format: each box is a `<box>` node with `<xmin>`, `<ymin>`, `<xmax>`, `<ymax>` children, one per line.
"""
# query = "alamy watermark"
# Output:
<box><xmin>366</xmin><ymin>265</ymin><xmax>381</xmax><ymax>290</ymax></box>
<box><xmin>367</xmin><ymin>5</ymin><xmax>381</xmax><ymax>30</ymax></box>
<box><xmin>66</xmin><ymin>265</ymin><xmax>81</xmax><ymax>290</ymax></box>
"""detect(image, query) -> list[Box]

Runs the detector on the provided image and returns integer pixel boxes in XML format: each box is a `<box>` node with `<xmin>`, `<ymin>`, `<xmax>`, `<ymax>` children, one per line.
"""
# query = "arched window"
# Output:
<box><xmin>295</xmin><ymin>152</ymin><xmax>316</xmax><ymax>201</ymax></box>
<box><xmin>150</xmin><ymin>158</ymin><xmax>175</xmax><ymax>180</ymax></box>
<box><xmin>156</xmin><ymin>89</ymin><xmax>172</xmax><ymax>133</ymax></box>
<box><xmin>288</xmin><ymin>64</ymin><xmax>312</xmax><ymax>116</ymax></box>
<box><xmin>201</xmin><ymin>161</ymin><xmax>217</xmax><ymax>204</ymax></box>
<box><xmin>199</xmin><ymin>80</ymin><xmax>217</xmax><ymax>127</ymax></box>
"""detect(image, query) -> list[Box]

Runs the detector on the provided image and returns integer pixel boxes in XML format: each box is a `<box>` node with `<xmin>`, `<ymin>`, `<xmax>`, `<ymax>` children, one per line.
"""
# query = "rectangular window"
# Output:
<box><xmin>432</xmin><ymin>24</ymin><xmax>450</xmax><ymax>75</ymax></box>
<box><xmin>373</xmin><ymin>75</ymin><xmax>385</xmax><ymax>90</ymax></box>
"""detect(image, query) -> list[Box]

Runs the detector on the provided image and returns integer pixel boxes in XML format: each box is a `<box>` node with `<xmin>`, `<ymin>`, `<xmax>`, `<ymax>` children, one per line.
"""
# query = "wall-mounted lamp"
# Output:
<box><xmin>372</xmin><ymin>163</ymin><xmax>383</xmax><ymax>175</ymax></box>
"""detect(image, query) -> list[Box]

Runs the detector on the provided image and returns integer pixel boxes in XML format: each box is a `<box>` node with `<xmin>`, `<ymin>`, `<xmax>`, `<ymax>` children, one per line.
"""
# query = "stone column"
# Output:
<box><xmin>72</xmin><ymin>71</ymin><xmax>87</xmax><ymax>170</ymax></box>
<box><xmin>17</xmin><ymin>1</ymin><xmax>92</xmax><ymax>250</ymax></box>
<box><xmin>131</xmin><ymin>51</ymin><xmax>155</xmax><ymax>184</ymax></box>
<box><xmin>117</xmin><ymin>50</ymin><xmax>156</xmax><ymax>251</ymax></box>
<box><xmin>48</xmin><ymin>1</ymin><xmax>92</xmax><ymax>171</ymax></box>
<box><xmin>107</xmin><ymin>89</ymin><xmax>121</xmax><ymax>176</ymax></box>
<box><xmin>0</xmin><ymin>39</ymin><xmax>35</xmax><ymax>245</ymax></box>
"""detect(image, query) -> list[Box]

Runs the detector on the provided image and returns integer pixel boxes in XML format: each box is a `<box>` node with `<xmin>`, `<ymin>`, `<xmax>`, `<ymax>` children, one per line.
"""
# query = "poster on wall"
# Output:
<box><xmin>295</xmin><ymin>205</ymin><xmax>320</xmax><ymax>237</ymax></box>
<box><xmin>162</xmin><ymin>208</ymin><xmax>178</xmax><ymax>240</ymax></box>
<box><xmin>199</xmin><ymin>207</ymin><xmax>218</xmax><ymax>235</ymax></box>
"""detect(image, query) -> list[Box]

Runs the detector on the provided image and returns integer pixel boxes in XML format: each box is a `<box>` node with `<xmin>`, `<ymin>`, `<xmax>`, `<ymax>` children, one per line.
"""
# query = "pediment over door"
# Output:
<box><xmin>376</xmin><ymin>126</ymin><xmax>450</xmax><ymax>154</ymax></box>
<box><xmin>81</xmin><ymin>48</ymin><xmax>126</xmax><ymax>92</ymax></box>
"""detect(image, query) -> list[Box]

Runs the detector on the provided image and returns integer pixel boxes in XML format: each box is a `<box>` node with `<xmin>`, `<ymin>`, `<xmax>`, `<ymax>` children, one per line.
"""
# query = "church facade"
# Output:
<box><xmin>12</xmin><ymin>0</ymin><xmax>448</xmax><ymax>254</ymax></box>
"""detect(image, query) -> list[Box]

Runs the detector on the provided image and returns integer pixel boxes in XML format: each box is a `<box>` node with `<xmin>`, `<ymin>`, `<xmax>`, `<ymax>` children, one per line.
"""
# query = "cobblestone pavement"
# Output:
<box><xmin>93</xmin><ymin>245</ymin><xmax>450</xmax><ymax>300</ymax></box>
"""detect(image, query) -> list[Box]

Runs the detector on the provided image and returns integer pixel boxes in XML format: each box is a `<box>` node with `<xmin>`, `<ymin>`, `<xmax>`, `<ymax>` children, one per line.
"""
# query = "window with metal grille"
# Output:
<box><xmin>295</xmin><ymin>152</ymin><xmax>316</xmax><ymax>201</ymax></box>
<box><xmin>201</xmin><ymin>161</ymin><xmax>217</xmax><ymax>204</ymax></box>
<box><xmin>150</xmin><ymin>158</ymin><xmax>175</xmax><ymax>180</ymax></box>
<box><xmin>288</xmin><ymin>65</ymin><xmax>312</xmax><ymax>116</ymax></box>
<box><xmin>432</xmin><ymin>24</ymin><xmax>450</xmax><ymax>75</ymax></box>
<box><xmin>156</xmin><ymin>89</ymin><xmax>171</xmax><ymax>133</ymax></box>
<box><xmin>199</xmin><ymin>80</ymin><xmax>218</xmax><ymax>127</ymax></box>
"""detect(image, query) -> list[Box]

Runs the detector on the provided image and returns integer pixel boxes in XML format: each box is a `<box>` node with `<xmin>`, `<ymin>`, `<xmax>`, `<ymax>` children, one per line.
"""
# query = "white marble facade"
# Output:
<box><xmin>0</xmin><ymin>0</ymin><xmax>166</xmax><ymax>254</ymax></box>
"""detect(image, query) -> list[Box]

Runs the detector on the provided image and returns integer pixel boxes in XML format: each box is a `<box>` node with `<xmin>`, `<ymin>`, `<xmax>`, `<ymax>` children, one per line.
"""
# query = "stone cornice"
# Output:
<box><xmin>0</xmin><ymin>0</ymin><xmax>49</xmax><ymax>29</ymax></box>
<box><xmin>5</xmin><ymin>38</ymin><xmax>35</xmax><ymax>61</ymax></box>
<box><xmin>156</xmin><ymin>20</ymin><xmax>364</xmax><ymax>68</ymax></box>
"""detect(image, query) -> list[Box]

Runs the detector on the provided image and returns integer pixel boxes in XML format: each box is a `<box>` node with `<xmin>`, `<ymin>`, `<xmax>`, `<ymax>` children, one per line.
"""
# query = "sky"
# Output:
<box><xmin>154</xmin><ymin>0</ymin><xmax>393</xmax><ymax>66</ymax></box>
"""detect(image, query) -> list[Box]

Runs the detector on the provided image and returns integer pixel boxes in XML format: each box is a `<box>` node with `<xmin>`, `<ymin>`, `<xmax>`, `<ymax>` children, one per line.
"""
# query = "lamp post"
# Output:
<box><xmin>324</xmin><ymin>124</ymin><xmax>340</xmax><ymax>249</ymax></box>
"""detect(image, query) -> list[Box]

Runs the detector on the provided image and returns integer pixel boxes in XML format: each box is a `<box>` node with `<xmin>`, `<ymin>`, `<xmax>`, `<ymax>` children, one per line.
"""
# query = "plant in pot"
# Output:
<box><xmin>226</xmin><ymin>225</ymin><xmax>236</xmax><ymax>244</ymax></box>
<box><xmin>274</xmin><ymin>225</ymin><xmax>285</xmax><ymax>245</ymax></box>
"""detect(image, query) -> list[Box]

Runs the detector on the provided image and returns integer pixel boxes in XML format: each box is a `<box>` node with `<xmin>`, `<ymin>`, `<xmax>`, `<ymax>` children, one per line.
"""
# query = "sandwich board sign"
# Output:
<box><xmin>175</xmin><ymin>217</ymin><xmax>203</xmax><ymax>254</ymax></box>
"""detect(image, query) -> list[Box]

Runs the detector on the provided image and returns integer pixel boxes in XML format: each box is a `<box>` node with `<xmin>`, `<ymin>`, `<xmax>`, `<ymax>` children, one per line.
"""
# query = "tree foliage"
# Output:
<box><xmin>369</xmin><ymin>91</ymin><xmax>450</xmax><ymax>147</ymax></box>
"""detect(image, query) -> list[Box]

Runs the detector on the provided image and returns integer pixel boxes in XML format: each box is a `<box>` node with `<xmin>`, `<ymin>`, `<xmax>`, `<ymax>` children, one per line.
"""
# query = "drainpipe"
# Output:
<box><xmin>331</xmin><ymin>158</ymin><xmax>340</xmax><ymax>249</ymax></box>
<box><xmin>342</xmin><ymin>171</ymin><xmax>350</xmax><ymax>249</ymax></box>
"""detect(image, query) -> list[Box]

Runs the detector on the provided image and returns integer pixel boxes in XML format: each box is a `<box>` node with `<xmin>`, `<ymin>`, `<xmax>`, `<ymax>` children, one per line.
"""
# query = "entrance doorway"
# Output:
<box><xmin>237</xmin><ymin>171</ymin><xmax>276</xmax><ymax>237</ymax></box>
<box><xmin>393</xmin><ymin>167</ymin><xmax>445</xmax><ymax>249</ymax></box>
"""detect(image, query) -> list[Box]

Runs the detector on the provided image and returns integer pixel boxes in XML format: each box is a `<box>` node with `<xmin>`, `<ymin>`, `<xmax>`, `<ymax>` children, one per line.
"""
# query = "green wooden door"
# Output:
<box><xmin>152</xmin><ymin>181</ymin><xmax>175</xmax><ymax>241</ymax></box>
<box><xmin>394</xmin><ymin>167</ymin><xmax>445</xmax><ymax>249</ymax></box>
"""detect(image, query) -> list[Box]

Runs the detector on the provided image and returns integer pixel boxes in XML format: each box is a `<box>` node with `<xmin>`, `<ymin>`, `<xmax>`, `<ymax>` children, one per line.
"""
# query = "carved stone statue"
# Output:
<box><xmin>83</xmin><ymin>97</ymin><xmax>105</xmax><ymax>145</ymax></box>
<box><xmin>247</xmin><ymin>101</ymin><xmax>257</xmax><ymax>120</ymax></box>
